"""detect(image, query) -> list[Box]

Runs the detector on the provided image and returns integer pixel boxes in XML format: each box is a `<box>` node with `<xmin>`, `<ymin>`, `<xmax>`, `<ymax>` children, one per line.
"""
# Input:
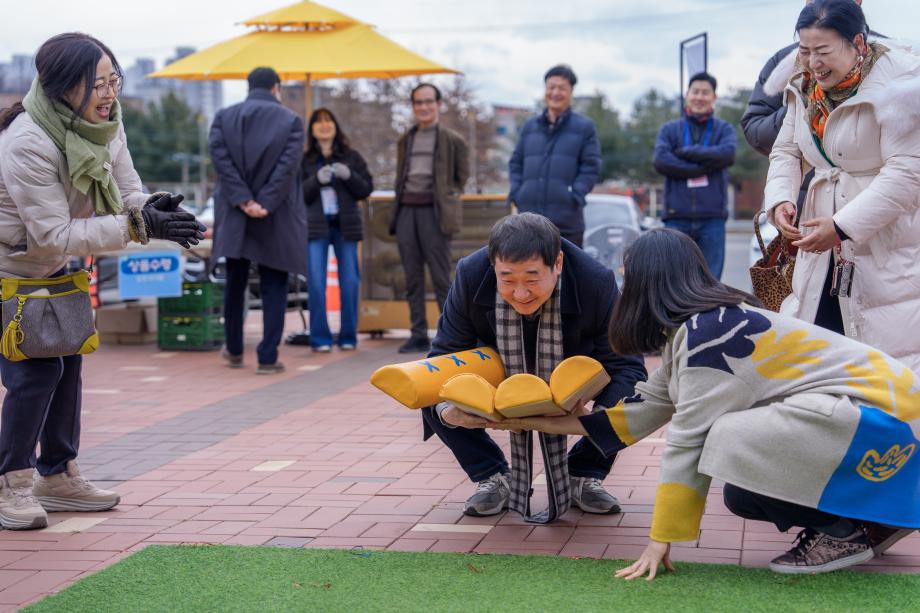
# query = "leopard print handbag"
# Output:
<box><xmin>750</xmin><ymin>212</ymin><xmax>798</xmax><ymax>312</ymax></box>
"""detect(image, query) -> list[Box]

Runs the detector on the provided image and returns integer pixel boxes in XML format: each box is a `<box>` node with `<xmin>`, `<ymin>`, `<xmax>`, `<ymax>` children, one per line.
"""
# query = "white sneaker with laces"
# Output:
<box><xmin>0</xmin><ymin>468</ymin><xmax>48</xmax><ymax>530</ymax></box>
<box><xmin>33</xmin><ymin>460</ymin><xmax>120</xmax><ymax>512</ymax></box>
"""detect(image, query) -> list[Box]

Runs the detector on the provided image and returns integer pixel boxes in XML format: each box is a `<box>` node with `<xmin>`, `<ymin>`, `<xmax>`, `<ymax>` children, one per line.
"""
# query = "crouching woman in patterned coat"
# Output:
<box><xmin>501</xmin><ymin>228</ymin><xmax>920</xmax><ymax>577</ymax></box>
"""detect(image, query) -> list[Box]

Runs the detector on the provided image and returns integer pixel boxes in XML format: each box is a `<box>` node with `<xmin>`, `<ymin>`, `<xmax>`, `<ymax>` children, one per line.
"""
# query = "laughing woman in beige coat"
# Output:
<box><xmin>764</xmin><ymin>0</ymin><xmax>920</xmax><ymax>372</ymax></box>
<box><xmin>0</xmin><ymin>33</ymin><xmax>203</xmax><ymax>530</ymax></box>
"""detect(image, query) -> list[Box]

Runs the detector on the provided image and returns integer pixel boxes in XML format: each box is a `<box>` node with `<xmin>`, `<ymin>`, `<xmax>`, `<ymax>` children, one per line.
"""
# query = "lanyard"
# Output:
<box><xmin>683</xmin><ymin>118</ymin><xmax>713</xmax><ymax>147</ymax></box>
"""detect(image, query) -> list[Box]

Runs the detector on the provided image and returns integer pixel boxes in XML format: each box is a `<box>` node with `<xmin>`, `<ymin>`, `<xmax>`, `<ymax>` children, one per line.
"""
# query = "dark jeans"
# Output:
<box><xmin>224</xmin><ymin>257</ymin><xmax>289</xmax><ymax>365</ymax></box>
<box><xmin>723</xmin><ymin>483</ymin><xmax>846</xmax><ymax>533</ymax></box>
<box><xmin>0</xmin><ymin>354</ymin><xmax>82</xmax><ymax>476</ymax></box>
<box><xmin>664</xmin><ymin>218</ymin><xmax>726</xmax><ymax>279</ymax></box>
<box><xmin>308</xmin><ymin>224</ymin><xmax>360</xmax><ymax>348</ymax></box>
<box><xmin>421</xmin><ymin>406</ymin><xmax>615</xmax><ymax>482</ymax></box>
<box><xmin>395</xmin><ymin>206</ymin><xmax>452</xmax><ymax>339</ymax></box>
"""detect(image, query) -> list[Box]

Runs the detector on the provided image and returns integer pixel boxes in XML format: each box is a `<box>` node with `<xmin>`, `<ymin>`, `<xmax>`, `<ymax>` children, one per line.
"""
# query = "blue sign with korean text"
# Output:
<box><xmin>118</xmin><ymin>251</ymin><xmax>183</xmax><ymax>300</ymax></box>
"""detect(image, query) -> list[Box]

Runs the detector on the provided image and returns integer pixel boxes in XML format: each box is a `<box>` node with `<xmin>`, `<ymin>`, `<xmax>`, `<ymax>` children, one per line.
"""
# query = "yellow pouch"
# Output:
<box><xmin>370</xmin><ymin>347</ymin><xmax>505</xmax><ymax>409</ymax></box>
<box><xmin>0</xmin><ymin>271</ymin><xmax>99</xmax><ymax>362</ymax></box>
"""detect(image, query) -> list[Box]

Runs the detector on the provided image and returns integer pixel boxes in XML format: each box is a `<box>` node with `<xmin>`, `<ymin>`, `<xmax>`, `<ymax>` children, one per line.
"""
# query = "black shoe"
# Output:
<box><xmin>861</xmin><ymin>521</ymin><xmax>914</xmax><ymax>555</ymax></box>
<box><xmin>398</xmin><ymin>337</ymin><xmax>430</xmax><ymax>354</ymax></box>
<box><xmin>256</xmin><ymin>362</ymin><xmax>286</xmax><ymax>375</ymax></box>
<box><xmin>221</xmin><ymin>347</ymin><xmax>244</xmax><ymax>369</ymax></box>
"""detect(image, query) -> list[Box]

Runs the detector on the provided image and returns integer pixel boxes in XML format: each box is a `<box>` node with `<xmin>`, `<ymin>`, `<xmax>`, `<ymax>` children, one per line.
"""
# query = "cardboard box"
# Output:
<box><xmin>98</xmin><ymin>331</ymin><xmax>158</xmax><ymax>345</ymax></box>
<box><xmin>95</xmin><ymin>304</ymin><xmax>157</xmax><ymax>343</ymax></box>
<box><xmin>358</xmin><ymin>300</ymin><xmax>440</xmax><ymax>333</ymax></box>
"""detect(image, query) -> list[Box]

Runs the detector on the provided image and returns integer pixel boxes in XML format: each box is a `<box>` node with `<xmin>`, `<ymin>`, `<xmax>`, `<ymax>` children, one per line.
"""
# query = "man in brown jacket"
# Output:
<box><xmin>390</xmin><ymin>83</ymin><xmax>470</xmax><ymax>353</ymax></box>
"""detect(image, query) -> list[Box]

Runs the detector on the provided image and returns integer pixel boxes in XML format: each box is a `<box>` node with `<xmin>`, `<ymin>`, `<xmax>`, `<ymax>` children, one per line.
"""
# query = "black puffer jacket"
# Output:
<box><xmin>741</xmin><ymin>43</ymin><xmax>798</xmax><ymax>157</ymax></box>
<box><xmin>302</xmin><ymin>148</ymin><xmax>373</xmax><ymax>241</ymax></box>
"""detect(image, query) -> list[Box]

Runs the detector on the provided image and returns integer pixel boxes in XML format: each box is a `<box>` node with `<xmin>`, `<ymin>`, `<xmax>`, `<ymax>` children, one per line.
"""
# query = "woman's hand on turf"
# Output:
<box><xmin>615</xmin><ymin>539</ymin><xmax>674</xmax><ymax>581</ymax></box>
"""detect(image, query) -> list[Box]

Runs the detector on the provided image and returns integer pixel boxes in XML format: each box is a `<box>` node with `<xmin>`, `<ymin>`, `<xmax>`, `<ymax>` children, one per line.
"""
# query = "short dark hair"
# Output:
<box><xmin>1</xmin><ymin>32</ymin><xmax>123</xmax><ymax>132</ymax></box>
<box><xmin>608</xmin><ymin>229</ymin><xmax>761</xmax><ymax>355</ymax></box>
<box><xmin>687</xmin><ymin>71</ymin><xmax>717</xmax><ymax>93</ymax></box>
<box><xmin>796</xmin><ymin>0</ymin><xmax>868</xmax><ymax>44</ymax></box>
<box><xmin>544</xmin><ymin>64</ymin><xmax>577</xmax><ymax>87</ymax></box>
<box><xmin>247</xmin><ymin>67</ymin><xmax>280</xmax><ymax>90</ymax></box>
<box><xmin>488</xmin><ymin>213</ymin><xmax>561</xmax><ymax>268</ymax></box>
<box><xmin>411</xmin><ymin>82</ymin><xmax>441</xmax><ymax>103</ymax></box>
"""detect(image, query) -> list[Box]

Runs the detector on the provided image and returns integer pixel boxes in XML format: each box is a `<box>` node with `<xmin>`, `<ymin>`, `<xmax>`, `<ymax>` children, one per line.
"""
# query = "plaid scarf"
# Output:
<box><xmin>797</xmin><ymin>43</ymin><xmax>885</xmax><ymax>141</ymax></box>
<box><xmin>495</xmin><ymin>280</ymin><xmax>569</xmax><ymax>524</ymax></box>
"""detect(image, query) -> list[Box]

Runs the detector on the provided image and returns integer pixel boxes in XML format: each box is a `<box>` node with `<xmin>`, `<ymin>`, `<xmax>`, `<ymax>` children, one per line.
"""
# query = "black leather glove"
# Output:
<box><xmin>145</xmin><ymin>192</ymin><xmax>188</xmax><ymax>213</ymax></box>
<box><xmin>141</xmin><ymin>207</ymin><xmax>205</xmax><ymax>249</ymax></box>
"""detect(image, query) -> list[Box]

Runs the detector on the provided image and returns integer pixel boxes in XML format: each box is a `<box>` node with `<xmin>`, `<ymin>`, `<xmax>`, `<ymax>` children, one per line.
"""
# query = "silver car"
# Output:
<box><xmin>583</xmin><ymin>194</ymin><xmax>658</xmax><ymax>286</ymax></box>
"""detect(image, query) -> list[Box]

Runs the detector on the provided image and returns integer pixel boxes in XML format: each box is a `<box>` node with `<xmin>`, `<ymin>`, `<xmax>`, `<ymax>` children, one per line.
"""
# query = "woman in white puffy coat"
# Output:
<box><xmin>764</xmin><ymin>0</ymin><xmax>920</xmax><ymax>372</ymax></box>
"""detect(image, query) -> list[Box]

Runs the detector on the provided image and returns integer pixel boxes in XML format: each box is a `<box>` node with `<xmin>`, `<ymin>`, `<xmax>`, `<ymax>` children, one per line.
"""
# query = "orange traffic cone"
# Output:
<box><xmin>325</xmin><ymin>254</ymin><xmax>340</xmax><ymax>312</ymax></box>
<box><xmin>87</xmin><ymin>257</ymin><xmax>99</xmax><ymax>308</ymax></box>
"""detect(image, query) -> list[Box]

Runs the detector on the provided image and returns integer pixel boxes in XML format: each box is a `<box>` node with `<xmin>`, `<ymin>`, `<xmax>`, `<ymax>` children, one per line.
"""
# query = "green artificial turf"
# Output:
<box><xmin>25</xmin><ymin>545</ymin><xmax>920</xmax><ymax>613</ymax></box>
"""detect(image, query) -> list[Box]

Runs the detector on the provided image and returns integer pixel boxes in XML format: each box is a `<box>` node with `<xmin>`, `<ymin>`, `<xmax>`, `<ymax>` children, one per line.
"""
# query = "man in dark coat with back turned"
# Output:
<box><xmin>209</xmin><ymin>67</ymin><xmax>306</xmax><ymax>374</ymax></box>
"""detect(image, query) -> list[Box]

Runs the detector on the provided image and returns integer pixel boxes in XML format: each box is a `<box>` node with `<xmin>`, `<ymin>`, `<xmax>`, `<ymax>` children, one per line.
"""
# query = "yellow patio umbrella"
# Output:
<box><xmin>148</xmin><ymin>1</ymin><xmax>459</xmax><ymax>118</ymax></box>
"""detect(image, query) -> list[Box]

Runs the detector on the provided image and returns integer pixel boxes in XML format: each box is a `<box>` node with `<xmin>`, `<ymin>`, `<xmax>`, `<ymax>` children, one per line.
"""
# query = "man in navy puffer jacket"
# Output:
<box><xmin>509</xmin><ymin>65</ymin><xmax>601</xmax><ymax>247</ymax></box>
<box><xmin>653</xmin><ymin>72</ymin><xmax>736</xmax><ymax>279</ymax></box>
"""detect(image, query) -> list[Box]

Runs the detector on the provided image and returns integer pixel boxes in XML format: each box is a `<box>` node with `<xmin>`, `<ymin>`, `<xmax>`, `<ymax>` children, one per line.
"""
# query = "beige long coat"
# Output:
<box><xmin>0</xmin><ymin>112</ymin><xmax>147</xmax><ymax>279</ymax></box>
<box><xmin>764</xmin><ymin>49</ymin><xmax>920</xmax><ymax>373</ymax></box>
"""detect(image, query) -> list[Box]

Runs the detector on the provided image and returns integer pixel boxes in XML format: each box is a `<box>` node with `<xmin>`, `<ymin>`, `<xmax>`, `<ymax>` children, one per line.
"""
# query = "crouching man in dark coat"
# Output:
<box><xmin>209</xmin><ymin>67</ymin><xmax>306</xmax><ymax>374</ymax></box>
<box><xmin>423</xmin><ymin>213</ymin><xmax>647</xmax><ymax>520</ymax></box>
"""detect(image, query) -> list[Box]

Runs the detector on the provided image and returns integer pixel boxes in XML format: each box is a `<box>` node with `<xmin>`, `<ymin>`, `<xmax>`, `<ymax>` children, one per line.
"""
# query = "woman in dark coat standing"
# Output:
<box><xmin>301</xmin><ymin>108</ymin><xmax>373</xmax><ymax>351</ymax></box>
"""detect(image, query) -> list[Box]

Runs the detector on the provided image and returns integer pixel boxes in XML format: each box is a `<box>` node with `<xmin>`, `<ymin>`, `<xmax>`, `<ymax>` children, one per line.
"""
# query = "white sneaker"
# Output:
<box><xmin>0</xmin><ymin>468</ymin><xmax>48</xmax><ymax>530</ymax></box>
<box><xmin>33</xmin><ymin>460</ymin><xmax>120</xmax><ymax>512</ymax></box>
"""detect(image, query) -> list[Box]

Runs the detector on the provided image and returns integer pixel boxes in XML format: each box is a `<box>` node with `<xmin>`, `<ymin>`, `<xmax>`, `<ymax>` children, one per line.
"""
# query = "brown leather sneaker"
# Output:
<box><xmin>33</xmin><ymin>460</ymin><xmax>120</xmax><ymax>512</ymax></box>
<box><xmin>0</xmin><ymin>468</ymin><xmax>48</xmax><ymax>530</ymax></box>
<box><xmin>861</xmin><ymin>521</ymin><xmax>915</xmax><ymax>555</ymax></box>
<box><xmin>769</xmin><ymin>527</ymin><xmax>874</xmax><ymax>574</ymax></box>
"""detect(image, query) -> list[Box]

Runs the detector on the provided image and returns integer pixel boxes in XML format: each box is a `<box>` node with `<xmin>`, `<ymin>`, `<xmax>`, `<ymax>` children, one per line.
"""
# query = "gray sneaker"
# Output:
<box><xmin>0</xmin><ymin>468</ymin><xmax>48</xmax><ymax>530</ymax></box>
<box><xmin>221</xmin><ymin>346</ymin><xmax>244</xmax><ymax>369</ymax></box>
<box><xmin>463</xmin><ymin>472</ymin><xmax>510</xmax><ymax>517</ymax></box>
<box><xmin>33</xmin><ymin>460</ymin><xmax>120</xmax><ymax>512</ymax></box>
<box><xmin>256</xmin><ymin>362</ymin><xmax>286</xmax><ymax>375</ymax></box>
<box><xmin>769</xmin><ymin>528</ymin><xmax>874</xmax><ymax>574</ymax></box>
<box><xmin>571</xmin><ymin>477</ymin><xmax>621</xmax><ymax>514</ymax></box>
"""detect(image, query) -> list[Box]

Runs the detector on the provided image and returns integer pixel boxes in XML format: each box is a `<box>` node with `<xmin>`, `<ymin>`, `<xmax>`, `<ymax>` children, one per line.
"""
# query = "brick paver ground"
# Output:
<box><xmin>1</xmin><ymin>313</ymin><xmax>918</xmax><ymax>609</ymax></box>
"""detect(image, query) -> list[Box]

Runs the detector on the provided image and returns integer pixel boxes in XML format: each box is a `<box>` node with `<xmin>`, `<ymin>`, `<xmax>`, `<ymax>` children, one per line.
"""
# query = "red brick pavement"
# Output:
<box><xmin>1</xmin><ymin>319</ymin><xmax>918</xmax><ymax>609</ymax></box>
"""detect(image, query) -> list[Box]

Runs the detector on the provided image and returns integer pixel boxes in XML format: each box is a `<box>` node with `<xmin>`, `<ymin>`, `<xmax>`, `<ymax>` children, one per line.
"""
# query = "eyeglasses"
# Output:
<box><xmin>93</xmin><ymin>75</ymin><xmax>123</xmax><ymax>97</ymax></box>
<box><xmin>412</xmin><ymin>98</ymin><xmax>438</xmax><ymax>107</ymax></box>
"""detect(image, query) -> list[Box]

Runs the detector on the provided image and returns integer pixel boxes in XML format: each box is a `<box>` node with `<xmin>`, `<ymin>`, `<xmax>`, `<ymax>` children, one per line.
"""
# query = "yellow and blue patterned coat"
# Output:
<box><xmin>579</xmin><ymin>304</ymin><xmax>920</xmax><ymax>542</ymax></box>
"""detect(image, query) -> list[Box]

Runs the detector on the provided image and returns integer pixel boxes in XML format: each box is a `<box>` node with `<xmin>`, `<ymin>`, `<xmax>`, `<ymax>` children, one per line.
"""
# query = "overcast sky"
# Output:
<box><xmin>1</xmin><ymin>0</ymin><xmax>915</xmax><ymax>113</ymax></box>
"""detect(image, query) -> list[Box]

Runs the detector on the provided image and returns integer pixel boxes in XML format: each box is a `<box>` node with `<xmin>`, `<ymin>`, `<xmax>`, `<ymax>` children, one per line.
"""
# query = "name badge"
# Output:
<box><xmin>687</xmin><ymin>176</ymin><xmax>709</xmax><ymax>188</ymax></box>
<box><xmin>320</xmin><ymin>187</ymin><xmax>339</xmax><ymax>216</ymax></box>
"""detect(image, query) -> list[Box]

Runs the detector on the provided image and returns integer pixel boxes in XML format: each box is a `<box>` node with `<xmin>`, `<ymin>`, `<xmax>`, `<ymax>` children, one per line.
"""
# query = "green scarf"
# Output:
<box><xmin>21</xmin><ymin>77</ymin><xmax>124</xmax><ymax>216</ymax></box>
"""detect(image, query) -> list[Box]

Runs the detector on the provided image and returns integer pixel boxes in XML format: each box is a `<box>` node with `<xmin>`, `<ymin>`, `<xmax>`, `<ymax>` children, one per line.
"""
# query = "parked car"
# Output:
<box><xmin>583</xmin><ymin>194</ymin><xmax>658</xmax><ymax>286</ymax></box>
<box><xmin>749</xmin><ymin>213</ymin><xmax>780</xmax><ymax>269</ymax></box>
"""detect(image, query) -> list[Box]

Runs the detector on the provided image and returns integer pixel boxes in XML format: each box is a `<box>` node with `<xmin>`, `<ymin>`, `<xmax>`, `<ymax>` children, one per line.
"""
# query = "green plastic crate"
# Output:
<box><xmin>158</xmin><ymin>282</ymin><xmax>223</xmax><ymax>316</ymax></box>
<box><xmin>157</xmin><ymin>313</ymin><xmax>224</xmax><ymax>350</ymax></box>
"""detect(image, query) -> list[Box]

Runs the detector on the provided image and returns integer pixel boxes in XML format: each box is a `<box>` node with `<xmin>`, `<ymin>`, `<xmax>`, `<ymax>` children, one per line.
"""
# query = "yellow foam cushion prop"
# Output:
<box><xmin>439</xmin><ymin>374</ymin><xmax>502</xmax><ymax>422</ymax></box>
<box><xmin>370</xmin><ymin>347</ymin><xmax>505</xmax><ymax>409</ymax></box>
<box><xmin>494</xmin><ymin>373</ymin><xmax>566</xmax><ymax>418</ymax></box>
<box><xmin>549</xmin><ymin>356</ymin><xmax>611</xmax><ymax>412</ymax></box>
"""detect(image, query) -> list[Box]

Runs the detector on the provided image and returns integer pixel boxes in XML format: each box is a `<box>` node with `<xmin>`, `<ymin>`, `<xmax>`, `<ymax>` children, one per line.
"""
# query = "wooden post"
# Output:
<box><xmin>303</xmin><ymin>74</ymin><xmax>313</xmax><ymax>122</ymax></box>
